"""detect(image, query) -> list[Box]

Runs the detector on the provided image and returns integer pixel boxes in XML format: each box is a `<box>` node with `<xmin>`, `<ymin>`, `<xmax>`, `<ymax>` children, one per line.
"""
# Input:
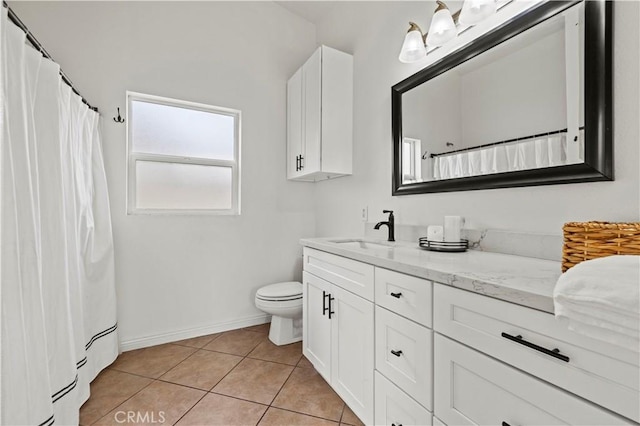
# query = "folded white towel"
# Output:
<box><xmin>554</xmin><ymin>255</ymin><xmax>640</xmax><ymax>352</ymax></box>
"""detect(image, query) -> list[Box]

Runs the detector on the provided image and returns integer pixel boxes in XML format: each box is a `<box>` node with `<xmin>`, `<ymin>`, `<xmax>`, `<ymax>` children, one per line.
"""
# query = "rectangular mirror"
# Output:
<box><xmin>392</xmin><ymin>0</ymin><xmax>612</xmax><ymax>195</ymax></box>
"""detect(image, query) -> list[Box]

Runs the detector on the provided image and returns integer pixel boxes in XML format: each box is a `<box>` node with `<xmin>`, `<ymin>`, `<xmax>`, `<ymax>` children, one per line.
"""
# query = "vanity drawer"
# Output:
<box><xmin>375</xmin><ymin>371</ymin><xmax>432</xmax><ymax>426</ymax></box>
<box><xmin>434</xmin><ymin>334</ymin><xmax>633</xmax><ymax>426</ymax></box>
<box><xmin>375</xmin><ymin>267</ymin><xmax>432</xmax><ymax>328</ymax></box>
<box><xmin>303</xmin><ymin>248</ymin><xmax>374</xmax><ymax>301</ymax></box>
<box><xmin>433</xmin><ymin>284</ymin><xmax>640</xmax><ymax>423</ymax></box>
<box><xmin>375</xmin><ymin>306</ymin><xmax>432</xmax><ymax>410</ymax></box>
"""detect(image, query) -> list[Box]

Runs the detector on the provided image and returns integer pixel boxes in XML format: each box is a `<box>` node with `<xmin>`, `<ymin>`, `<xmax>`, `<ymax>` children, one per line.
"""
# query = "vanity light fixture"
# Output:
<box><xmin>399</xmin><ymin>22</ymin><xmax>428</xmax><ymax>63</ymax></box>
<box><xmin>399</xmin><ymin>0</ymin><xmax>497</xmax><ymax>63</ymax></box>
<box><xmin>425</xmin><ymin>1</ymin><xmax>458</xmax><ymax>47</ymax></box>
<box><xmin>458</xmin><ymin>0</ymin><xmax>498</xmax><ymax>26</ymax></box>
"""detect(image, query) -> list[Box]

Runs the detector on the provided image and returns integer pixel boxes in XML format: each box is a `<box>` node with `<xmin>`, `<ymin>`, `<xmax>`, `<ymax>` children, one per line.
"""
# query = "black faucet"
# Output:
<box><xmin>374</xmin><ymin>210</ymin><xmax>395</xmax><ymax>242</ymax></box>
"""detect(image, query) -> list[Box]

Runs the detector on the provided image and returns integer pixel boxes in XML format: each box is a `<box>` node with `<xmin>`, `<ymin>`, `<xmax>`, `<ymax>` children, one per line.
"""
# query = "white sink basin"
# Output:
<box><xmin>329</xmin><ymin>239</ymin><xmax>395</xmax><ymax>250</ymax></box>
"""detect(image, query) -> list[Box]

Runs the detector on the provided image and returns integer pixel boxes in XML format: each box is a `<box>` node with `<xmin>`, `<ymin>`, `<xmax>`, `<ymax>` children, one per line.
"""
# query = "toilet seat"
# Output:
<box><xmin>256</xmin><ymin>282</ymin><xmax>302</xmax><ymax>301</ymax></box>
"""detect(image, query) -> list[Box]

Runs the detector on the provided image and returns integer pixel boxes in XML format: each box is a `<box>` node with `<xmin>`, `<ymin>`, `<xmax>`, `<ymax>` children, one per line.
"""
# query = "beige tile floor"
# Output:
<box><xmin>81</xmin><ymin>323</ymin><xmax>365</xmax><ymax>426</ymax></box>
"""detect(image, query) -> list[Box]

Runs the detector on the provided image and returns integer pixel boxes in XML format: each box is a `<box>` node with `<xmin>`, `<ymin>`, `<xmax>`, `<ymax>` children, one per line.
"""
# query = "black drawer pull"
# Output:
<box><xmin>502</xmin><ymin>422</ymin><xmax>511</xmax><ymax>426</ymax></box>
<box><xmin>501</xmin><ymin>332</ymin><xmax>570</xmax><ymax>362</ymax></box>
<box><xmin>390</xmin><ymin>349</ymin><xmax>403</xmax><ymax>357</ymax></box>
<box><xmin>322</xmin><ymin>291</ymin><xmax>329</xmax><ymax>316</ymax></box>
<box><xmin>392</xmin><ymin>424</ymin><xmax>403</xmax><ymax>426</ymax></box>
<box><xmin>328</xmin><ymin>295</ymin><xmax>335</xmax><ymax>319</ymax></box>
<box><xmin>390</xmin><ymin>292</ymin><xmax>402</xmax><ymax>298</ymax></box>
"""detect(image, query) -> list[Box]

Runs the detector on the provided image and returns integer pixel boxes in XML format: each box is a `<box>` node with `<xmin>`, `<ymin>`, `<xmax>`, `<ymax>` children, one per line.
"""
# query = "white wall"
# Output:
<box><xmin>460</xmin><ymin>28</ymin><xmax>567</xmax><ymax>146</ymax></box>
<box><xmin>313</xmin><ymin>1</ymin><xmax>639</xmax><ymax>238</ymax></box>
<box><xmin>10</xmin><ymin>1</ymin><xmax>319</xmax><ymax>348</ymax></box>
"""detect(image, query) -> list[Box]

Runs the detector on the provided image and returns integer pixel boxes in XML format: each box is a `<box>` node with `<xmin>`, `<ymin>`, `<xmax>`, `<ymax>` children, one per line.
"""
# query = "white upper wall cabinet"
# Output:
<box><xmin>287</xmin><ymin>45</ymin><xmax>353</xmax><ymax>182</ymax></box>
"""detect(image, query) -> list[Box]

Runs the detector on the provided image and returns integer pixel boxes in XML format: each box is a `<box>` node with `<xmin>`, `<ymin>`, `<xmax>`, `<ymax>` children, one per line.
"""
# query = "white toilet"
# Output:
<box><xmin>255</xmin><ymin>281</ymin><xmax>303</xmax><ymax>346</ymax></box>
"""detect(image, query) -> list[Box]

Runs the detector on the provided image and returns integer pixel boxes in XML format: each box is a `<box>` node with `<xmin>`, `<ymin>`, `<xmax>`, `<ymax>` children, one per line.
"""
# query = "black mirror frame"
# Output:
<box><xmin>392</xmin><ymin>0</ymin><xmax>612</xmax><ymax>195</ymax></box>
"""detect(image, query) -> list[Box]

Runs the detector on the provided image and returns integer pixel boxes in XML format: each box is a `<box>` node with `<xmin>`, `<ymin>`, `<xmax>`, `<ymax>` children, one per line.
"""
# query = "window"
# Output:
<box><xmin>126</xmin><ymin>92</ymin><xmax>241</xmax><ymax>215</ymax></box>
<box><xmin>402</xmin><ymin>137</ymin><xmax>422</xmax><ymax>183</ymax></box>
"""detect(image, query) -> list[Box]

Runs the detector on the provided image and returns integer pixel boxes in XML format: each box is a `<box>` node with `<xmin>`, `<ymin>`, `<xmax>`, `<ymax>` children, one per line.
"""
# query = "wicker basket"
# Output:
<box><xmin>562</xmin><ymin>222</ymin><xmax>640</xmax><ymax>272</ymax></box>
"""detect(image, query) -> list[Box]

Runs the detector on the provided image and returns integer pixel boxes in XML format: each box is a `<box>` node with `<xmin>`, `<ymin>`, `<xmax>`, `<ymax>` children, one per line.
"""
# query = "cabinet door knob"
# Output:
<box><xmin>390</xmin><ymin>292</ymin><xmax>402</xmax><ymax>299</ymax></box>
<box><xmin>390</xmin><ymin>349</ymin><xmax>403</xmax><ymax>357</ymax></box>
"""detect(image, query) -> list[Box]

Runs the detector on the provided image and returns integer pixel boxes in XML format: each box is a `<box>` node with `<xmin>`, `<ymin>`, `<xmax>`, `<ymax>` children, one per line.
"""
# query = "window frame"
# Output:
<box><xmin>126</xmin><ymin>91</ymin><xmax>241</xmax><ymax>216</ymax></box>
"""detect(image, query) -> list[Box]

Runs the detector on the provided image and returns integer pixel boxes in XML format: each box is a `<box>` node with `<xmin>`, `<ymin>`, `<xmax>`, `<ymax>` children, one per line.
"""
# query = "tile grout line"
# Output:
<box><xmin>172</xmin><ymin>329</ymin><xmax>267</xmax><ymax>425</ymax></box>
<box><xmin>92</xmin><ymin>329</ymin><xmax>347</xmax><ymax>425</ymax></box>
<box><xmin>93</xmin><ymin>346</ymin><xmax>205</xmax><ymax>425</ymax></box>
<box><xmin>95</xmin><ymin>332</ymin><xmax>229</xmax><ymax>425</ymax></box>
<box><xmin>254</xmin><ymin>359</ymin><xmax>298</xmax><ymax>426</ymax></box>
<box><xmin>89</xmin><ymin>376</ymin><xmax>155</xmax><ymax>425</ymax></box>
<box><xmin>339</xmin><ymin>404</ymin><xmax>346</xmax><ymax>424</ymax></box>
<box><xmin>171</xmin><ymin>387</ymin><xmax>209</xmax><ymax>425</ymax></box>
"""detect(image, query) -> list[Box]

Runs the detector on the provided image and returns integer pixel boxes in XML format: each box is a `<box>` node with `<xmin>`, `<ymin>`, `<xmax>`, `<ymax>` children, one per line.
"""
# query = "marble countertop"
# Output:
<box><xmin>300</xmin><ymin>237</ymin><xmax>562</xmax><ymax>314</ymax></box>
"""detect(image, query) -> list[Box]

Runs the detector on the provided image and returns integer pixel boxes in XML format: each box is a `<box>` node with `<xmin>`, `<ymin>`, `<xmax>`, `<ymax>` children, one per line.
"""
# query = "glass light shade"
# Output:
<box><xmin>425</xmin><ymin>8</ymin><xmax>458</xmax><ymax>47</ymax></box>
<box><xmin>458</xmin><ymin>0</ymin><xmax>497</xmax><ymax>26</ymax></box>
<box><xmin>399</xmin><ymin>30</ymin><xmax>427</xmax><ymax>63</ymax></box>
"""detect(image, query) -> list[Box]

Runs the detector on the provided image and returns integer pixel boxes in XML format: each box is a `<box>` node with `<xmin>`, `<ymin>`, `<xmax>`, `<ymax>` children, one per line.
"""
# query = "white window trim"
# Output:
<box><xmin>126</xmin><ymin>91</ymin><xmax>241</xmax><ymax>215</ymax></box>
<box><xmin>402</xmin><ymin>137</ymin><xmax>422</xmax><ymax>183</ymax></box>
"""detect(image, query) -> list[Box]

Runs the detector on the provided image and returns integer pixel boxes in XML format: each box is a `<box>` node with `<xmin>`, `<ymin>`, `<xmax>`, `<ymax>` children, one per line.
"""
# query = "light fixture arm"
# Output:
<box><xmin>436</xmin><ymin>1</ymin><xmax>462</xmax><ymax>24</ymax></box>
<box><xmin>407</xmin><ymin>21</ymin><xmax>428</xmax><ymax>45</ymax></box>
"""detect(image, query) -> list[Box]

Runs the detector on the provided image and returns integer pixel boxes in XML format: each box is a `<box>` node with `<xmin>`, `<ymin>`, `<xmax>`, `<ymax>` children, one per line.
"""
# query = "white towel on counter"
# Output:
<box><xmin>554</xmin><ymin>255</ymin><xmax>640</xmax><ymax>352</ymax></box>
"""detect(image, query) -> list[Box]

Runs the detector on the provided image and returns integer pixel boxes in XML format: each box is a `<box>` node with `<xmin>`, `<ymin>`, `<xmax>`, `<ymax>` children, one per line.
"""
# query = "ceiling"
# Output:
<box><xmin>275</xmin><ymin>1</ymin><xmax>341</xmax><ymax>25</ymax></box>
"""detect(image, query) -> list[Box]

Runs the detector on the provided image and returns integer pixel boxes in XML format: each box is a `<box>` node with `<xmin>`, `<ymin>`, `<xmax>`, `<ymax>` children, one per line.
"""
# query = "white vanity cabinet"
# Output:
<box><xmin>302</xmin><ymin>248</ymin><xmax>374</xmax><ymax>425</ymax></box>
<box><xmin>373</xmin><ymin>267</ymin><xmax>434</xmax><ymax>426</ymax></box>
<box><xmin>434</xmin><ymin>284</ymin><xmax>640</xmax><ymax>424</ymax></box>
<box><xmin>301</xmin><ymin>242</ymin><xmax>638</xmax><ymax>426</ymax></box>
<box><xmin>434</xmin><ymin>334</ymin><xmax>629</xmax><ymax>426</ymax></box>
<box><xmin>287</xmin><ymin>45</ymin><xmax>353</xmax><ymax>182</ymax></box>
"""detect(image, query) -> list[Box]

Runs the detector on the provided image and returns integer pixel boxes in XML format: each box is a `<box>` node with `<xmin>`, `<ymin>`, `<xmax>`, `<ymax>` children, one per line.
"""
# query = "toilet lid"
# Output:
<box><xmin>256</xmin><ymin>281</ymin><xmax>302</xmax><ymax>300</ymax></box>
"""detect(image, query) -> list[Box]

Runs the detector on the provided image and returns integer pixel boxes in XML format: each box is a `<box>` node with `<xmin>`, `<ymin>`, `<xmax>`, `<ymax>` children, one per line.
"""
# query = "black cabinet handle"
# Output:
<box><xmin>322</xmin><ymin>291</ymin><xmax>329</xmax><ymax>316</ymax></box>
<box><xmin>390</xmin><ymin>292</ymin><xmax>402</xmax><ymax>299</ymax></box>
<box><xmin>299</xmin><ymin>155</ymin><xmax>304</xmax><ymax>170</ymax></box>
<box><xmin>391</xmin><ymin>424</ymin><xmax>403</xmax><ymax>426</ymax></box>
<box><xmin>328</xmin><ymin>295</ymin><xmax>335</xmax><ymax>319</ymax></box>
<box><xmin>390</xmin><ymin>350</ymin><xmax>403</xmax><ymax>357</ymax></box>
<box><xmin>502</xmin><ymin>422</ymin><xmax>511</xmax><ymax>426</ymax></box>
<box><xmin>501</xmin><ymin>332</ymin><xmax>570</xmax><ymax>362</ymax></box>
<box><xmin>295</xmin><ymin>155</ymin><xmax>300</xmax><ymax>171</ymax></box>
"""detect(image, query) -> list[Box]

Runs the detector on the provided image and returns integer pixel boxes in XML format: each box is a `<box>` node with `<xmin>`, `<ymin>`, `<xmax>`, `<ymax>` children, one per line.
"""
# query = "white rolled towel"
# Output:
<box><xmin>554</xmin><ymin>255</ymin><xmax>640</xmax><ymax>352</ymax></box>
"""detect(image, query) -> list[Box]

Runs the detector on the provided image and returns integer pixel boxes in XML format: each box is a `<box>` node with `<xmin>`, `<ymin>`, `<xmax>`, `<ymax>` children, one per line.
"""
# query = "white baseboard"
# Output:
<box><xmin>118</xmin><ymin>313</ymin><xmax>271</xmax><ymax>352</ymax></box>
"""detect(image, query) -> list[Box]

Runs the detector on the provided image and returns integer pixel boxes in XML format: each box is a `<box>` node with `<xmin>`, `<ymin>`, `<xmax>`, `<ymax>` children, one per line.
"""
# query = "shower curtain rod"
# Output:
<box><xmin>3</xmin><ymin>1</ymin><xmax>99</xmax><ymax>113</ymax></box>
<box><xmin>430</xmin><ymin>126</ymin><xmax>585</xmax><ymax>158</ymax></box>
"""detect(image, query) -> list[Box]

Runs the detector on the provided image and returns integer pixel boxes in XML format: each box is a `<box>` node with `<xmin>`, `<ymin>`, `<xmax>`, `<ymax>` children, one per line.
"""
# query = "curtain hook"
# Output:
<box><xmin>113</xmin><ymin>107</ymin><xmax>125</xmax><ymax>123</ymax></box>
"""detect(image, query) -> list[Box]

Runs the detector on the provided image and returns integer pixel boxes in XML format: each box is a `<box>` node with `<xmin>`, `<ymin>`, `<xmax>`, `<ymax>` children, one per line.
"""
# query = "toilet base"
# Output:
<box><xmin>269</xmin><ymin>316</ymin><xmax>303</xmax><ymax>346</ymax></box>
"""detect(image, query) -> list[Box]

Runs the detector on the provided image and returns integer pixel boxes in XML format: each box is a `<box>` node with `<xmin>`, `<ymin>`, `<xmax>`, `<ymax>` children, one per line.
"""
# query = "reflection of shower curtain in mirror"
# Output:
<box><xmin>1</xmin><ymin>9</ymin><xmax>118</xmax><ymax>425</ymax></box>
<box><xmin>433</xmin><ymin>133</ymin><xmax>573</xmax><ymax>180</ymax></box>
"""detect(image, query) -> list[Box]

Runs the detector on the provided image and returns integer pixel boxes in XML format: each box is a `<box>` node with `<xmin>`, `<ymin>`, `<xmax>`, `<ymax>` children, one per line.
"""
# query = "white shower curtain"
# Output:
<box><xmin>1</xmin><ymin>8</ymin><xmax>118</xmax><ymax>425</ymax></box>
